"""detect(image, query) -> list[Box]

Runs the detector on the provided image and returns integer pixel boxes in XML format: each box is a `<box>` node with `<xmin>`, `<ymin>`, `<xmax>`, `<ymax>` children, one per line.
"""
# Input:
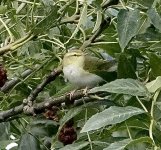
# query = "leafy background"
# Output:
<box><xmin>0</xmin><ymin>0</ymin><xmax>161</xmax><ymax>149</ymax></box>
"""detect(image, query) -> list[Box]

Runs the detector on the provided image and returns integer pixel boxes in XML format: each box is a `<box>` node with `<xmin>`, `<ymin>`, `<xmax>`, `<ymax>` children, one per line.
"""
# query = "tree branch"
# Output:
<box><xmin>0</xmin><ymin>33</ymin><xmax>34</xmax><ymax>55</ymax></box>
<box><xmin>1</xmin><ymin>69</ymin><xmax>33</xmax><ymax>93</ymax></box>
<box><xmin>0</xmin><ymin>90</ymin><xmax>88</xmax><ymax>122</ymax></box>
<box><xmin>79</xmin><ymin>17</ymin><xmax>111</xmax><ymax>50</ymax></box>
<box><xmin>23</xmin><ymin>67</ymin><xmax>62</xmax><ymax>114</ymax></box>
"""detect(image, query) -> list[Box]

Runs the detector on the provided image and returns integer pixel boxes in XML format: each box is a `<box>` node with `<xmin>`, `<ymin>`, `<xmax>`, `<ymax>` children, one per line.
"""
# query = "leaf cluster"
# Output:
<box><xmin>1</xmin><ymin>0</ymin><xmax>161</xmax><ymax>150</ymax></box>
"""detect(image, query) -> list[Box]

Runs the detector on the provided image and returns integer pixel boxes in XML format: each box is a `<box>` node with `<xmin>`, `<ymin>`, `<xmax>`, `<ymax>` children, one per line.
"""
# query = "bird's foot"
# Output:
<box><xmin>69</xmin><ymin>90</ymin><xmax>76</xmax><ymax>101</ymax></box>
<box><xmin>82</xmin><ymin>87</ymin><xmax>88</xmax><ymax>96</ymax></box>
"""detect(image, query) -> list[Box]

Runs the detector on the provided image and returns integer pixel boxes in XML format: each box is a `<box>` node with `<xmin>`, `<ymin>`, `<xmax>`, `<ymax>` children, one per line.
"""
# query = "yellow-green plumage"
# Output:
<box><xmin>62</xmin><ymin>50</ymin><xmax>116</xmax><ymax>88</ymax></box>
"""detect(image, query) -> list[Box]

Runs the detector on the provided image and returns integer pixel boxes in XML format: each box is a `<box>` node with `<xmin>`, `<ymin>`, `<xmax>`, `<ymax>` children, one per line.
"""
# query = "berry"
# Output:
<box><xmin>58</xmin><ymin>126</ymin><xmax>77</xmax><ymax>145</ymax></box>
<box><xmin>58</xmin><ymin>120</ymin><xmax>77</xmax><ymax>145</ymax></box>
<box><xmin>0</xmin><ymin>65</ymin><xmax>7</xmax><ymax>87</ymax></box>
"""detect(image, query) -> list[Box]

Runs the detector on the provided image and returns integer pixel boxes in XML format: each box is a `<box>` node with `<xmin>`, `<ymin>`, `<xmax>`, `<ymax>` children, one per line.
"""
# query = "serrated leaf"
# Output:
<box><xmin>81</xmin><ymin>106</ymin><xmax>145</xmax><ymax>133</ymax></box>
<box><xmin>89</xmin><ymin>79</ymin><xmax>150</xmax><ymax>97</ymax></box>
<box><xmin>103</xmin><ymin>139</ymin><xmax>131</xmax><ymax>150</ymax></box>
<box><xmin>147</xmin><ymin>8</ymin><xmax>161</xmax><ymax>33</ymax></box>
<box><xmin>117</xmin><ymin>9</ymin><xmax>140</xmax><ymax>50</ymax></box>
<box><xmin>59</xmin><ymin>142</ymin><xmax>89</xmax><ymax>150</ymax></box>
<box><xmin>92</xmin><ymin>10</ymin><xmax>102</xmax><ymax>33</ymax></box>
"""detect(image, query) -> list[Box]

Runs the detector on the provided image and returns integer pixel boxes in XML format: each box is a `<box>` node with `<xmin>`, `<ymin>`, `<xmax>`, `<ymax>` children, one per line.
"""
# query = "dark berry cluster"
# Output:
<box><xmin>58</xmin><ymin>119</ymin><xmax>77</xmax><ymax>145</ymax></box>
<box><xmin>0</xmin><ymin>65</ymin><xmax>7</xmax><ymax>87</ymax></box>
<box><xmin>43</xmin><ymin>106</ymin><xmax>59</xmax><ymax>121</ymax></box>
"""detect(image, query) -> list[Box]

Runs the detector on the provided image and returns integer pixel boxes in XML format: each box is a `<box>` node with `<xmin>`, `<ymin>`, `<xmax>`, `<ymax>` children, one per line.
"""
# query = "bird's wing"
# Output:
<box><xmin>84</xmin><ymin>55</ymin><xmax>117</xmax><ymax>81</ymax></box>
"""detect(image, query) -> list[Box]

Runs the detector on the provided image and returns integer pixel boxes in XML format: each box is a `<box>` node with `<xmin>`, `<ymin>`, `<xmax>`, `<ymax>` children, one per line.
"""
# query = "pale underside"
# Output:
<box><xmin>63</xmin><ymin>64</ymin><xmax>103</xmax><ymax>88</ymax></box>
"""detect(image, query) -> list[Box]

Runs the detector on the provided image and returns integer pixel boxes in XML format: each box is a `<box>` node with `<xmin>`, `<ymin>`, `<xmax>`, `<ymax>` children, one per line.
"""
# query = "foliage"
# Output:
<box><xmin>0</xmin><ymin>0</ymin><xmax>161</xmax><ymax>150</ymax></box>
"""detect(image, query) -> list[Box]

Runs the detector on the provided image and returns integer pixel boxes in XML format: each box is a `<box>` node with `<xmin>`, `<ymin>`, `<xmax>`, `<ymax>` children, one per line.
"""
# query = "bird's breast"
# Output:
<box><xmin>63</xmin><ymin>65</ymin><xmax>82</xmax><ymax>81</ymax></box>
<box><xmin>63</xmin><ymin>64</ymin><xmax>103</xmax><ymax>88</ymax></box>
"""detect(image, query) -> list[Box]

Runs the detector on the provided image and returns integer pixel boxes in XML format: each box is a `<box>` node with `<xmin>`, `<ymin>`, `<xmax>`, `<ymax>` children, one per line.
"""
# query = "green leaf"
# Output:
<box><xmin>103</xmin><ymin>139</ymin><xmax>131</xmax><ymax>150</ymax></box>
<box><xmin>41</xmin><ymin>0</ymin><xmax>53</xmax><ymax>6</ymax></box>
<box><xmin>149</xmin><ymin>52</ymin><xmax>161</xmax><ymax>77</ymax></box>
<box><xmin>135</xmin><ymin>0</ymin><xmax>154</xmax><ymax>8</ymax></box>
<box><xmin>33</xmin><ymin>6</ymin><xmax>58</xmax><ymax>34</ymax></box>
<box><xmin>92</xmin><ymin>141</ymin><xmax>109</xmax><ymax>148</ymax></box>
<box><xmin>117</xmin><ymin>9</ymin><xmax>140</xmax><ymax>50</ymax></box>
<box><xmin>103</xmin><ymin>137</ymin><xmax>152</xmax><ymax>150</ymax></box>
<box><xmin>126</xmin><ymin>137</ymin><xmax>152</xmax><ymax>148</ymax></box>
<box><xmin>59</xmin><ymin>141</ymin><xmax>89</xmax><ymax>150</ymax></box>
<box><xmin>0</xmin><ymin>5</ymin><xmax>7</xmax><ymax>14</ymax></box>
<box><xmin>117</xmin><ymin>53</ymin><xmax>137</xmax><ymax>79</ymax></box>
<box><xmin>81</xmin><ymin>106</ymin><xmax>145</xmax><ymax>133</ymax></box>
<box><xmin>137</xmin><ymin>14</ymin><xmax>151</xmax><ymax>34</ymax></box>
<box><xmin>147</xmin><ymin>8</ymin><xmax>161</xmax><ymax>33</ymax></box>
<box><xmin>18</xmin><ymin>133</ymin><xmax>40</xmax><ymax>150</ymax></box>
<box><xmin>0</xmin><ymin>123</ymin><xmax>9</xmax><ymax>139</ymax></box>
<box><xmin>59</xmin><ymin>106</ymin><xmax>85</xmax><ymax>130</ymax></box>
<box><xmin>146</xmin><ymin>76</ymin><xmax>161</xmax><ymax>93</ymax></box>
<box><xmin>89</xmin><ymin>79</ymin><xmax>150</xmax><ymax>97</ymax></box>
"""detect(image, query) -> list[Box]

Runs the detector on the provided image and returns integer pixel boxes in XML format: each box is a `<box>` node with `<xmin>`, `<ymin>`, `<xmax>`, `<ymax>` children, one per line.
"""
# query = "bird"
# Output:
<box><xmin>62</xmin><ymin>50</ymin><xmax>117</xmax><ymax>89</ymax></box>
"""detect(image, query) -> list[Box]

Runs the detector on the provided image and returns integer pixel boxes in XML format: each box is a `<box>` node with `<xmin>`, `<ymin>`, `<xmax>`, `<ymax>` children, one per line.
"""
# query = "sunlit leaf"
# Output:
<box><xmin>146</xmin><ymin>76</ymin><xmax>161</xmax><ymax>93</ymax></box>
<box><xmin>81</xmin><ymin>106</ymin><xmax>145</xmax><ymax>132</ymax></box>
<box><xmin>89</xmin><ymin>79</ymin><xmax>150</xmax><ymax>97</ymax></box>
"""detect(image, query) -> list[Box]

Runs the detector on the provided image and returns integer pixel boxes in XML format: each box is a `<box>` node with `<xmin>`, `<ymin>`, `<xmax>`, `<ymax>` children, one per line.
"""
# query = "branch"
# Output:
<box><xmin>79</xmin><ymin>0</ymin><xmax>120</xmax><ymax>50</ymax></box>
<box><xmin>23</xmin><ymin>67</ymin><xmax>62</xmax><ymax>114</ymax></box>
<box><xmin>0</xmin><ymin>90</ymin><xmax>88</xmax><ymax>122</ymax></box>
<box><xmin>79</xmin><ymin>17</ymin><xmax>111</xmax><ymax>50</ymax></box>
<box><xmin>0</xmin><ymin>14</ymin><xmax>80</xmax><ymax>55</ymax></box>
<box><xmin>1</xmin><ymin>69</ymin><xmax>33</xmax><ymax>93</ymax></box>
<box><xmin>0</xmin><ymin>33</ymin><xmax>34</xmax><ymax>55</ymax></box>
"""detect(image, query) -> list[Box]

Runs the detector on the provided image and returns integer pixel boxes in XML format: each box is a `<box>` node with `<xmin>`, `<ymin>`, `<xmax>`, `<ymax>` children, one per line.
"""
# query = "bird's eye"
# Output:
<box><xmin>73</xmin><ymin>54</ymin><xmax>77</xmax><ymax>56</ymax></box>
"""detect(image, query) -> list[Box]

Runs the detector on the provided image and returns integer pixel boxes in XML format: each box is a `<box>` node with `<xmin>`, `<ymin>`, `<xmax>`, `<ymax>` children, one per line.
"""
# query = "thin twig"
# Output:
<box><xmin>149</xmin><ymin>90</ymin><xmax>160</xmax><ymax>147</ymax></box>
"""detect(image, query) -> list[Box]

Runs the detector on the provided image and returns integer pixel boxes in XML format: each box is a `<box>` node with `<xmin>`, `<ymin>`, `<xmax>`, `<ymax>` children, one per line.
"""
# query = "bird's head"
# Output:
<box><xmin>63</xmin><ymin>50</ymin><xmax>85</xmax><ymax>67</ymax></box>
